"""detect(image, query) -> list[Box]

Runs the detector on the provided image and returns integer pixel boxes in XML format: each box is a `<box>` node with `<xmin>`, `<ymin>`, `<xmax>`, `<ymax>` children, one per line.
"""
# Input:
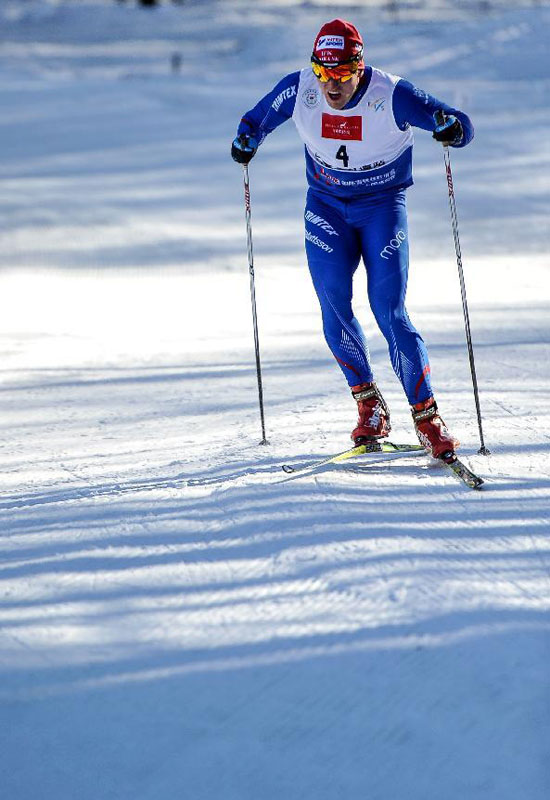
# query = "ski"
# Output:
<box><xmin>280</xmin><ymin>442</ymin><xmax>484</xmax><ymax>490</ymax></box>
<box><xmin>281</xmin><ymin>440</ymin><xmax>424</xmax><ymax>475</ymax></box>
<box><xmin>439</xmin><ymin>451</ymin><xmax>484</xmax><ymax>490</ymax></box>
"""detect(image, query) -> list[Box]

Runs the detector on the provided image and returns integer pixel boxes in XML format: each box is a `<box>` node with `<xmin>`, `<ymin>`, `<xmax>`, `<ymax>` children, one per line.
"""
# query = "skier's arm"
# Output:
<box><xmin>393</xmin><ymin>79</ymin><xmax>474</xmax><ymax>148</ymax></box>
<box><xmin>232</xmin><ymin>71</ymin><xmax>300</xmax><ymax>162</ymax></box>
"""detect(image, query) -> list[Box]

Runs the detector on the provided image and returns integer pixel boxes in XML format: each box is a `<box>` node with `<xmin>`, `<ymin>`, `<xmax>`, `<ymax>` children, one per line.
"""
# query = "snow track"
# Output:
<box><xmin>1</xmin><ymin>2</ymin><xmax>549</xmax><ymax>799</ymax></box>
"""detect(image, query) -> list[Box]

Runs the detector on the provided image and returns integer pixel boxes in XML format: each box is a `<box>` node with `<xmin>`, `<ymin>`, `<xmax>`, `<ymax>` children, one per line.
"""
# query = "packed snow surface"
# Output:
<box><xmin>0</xmin><ymin>2</ymin><xmax>549</xmax><ymax>799</ymax></box>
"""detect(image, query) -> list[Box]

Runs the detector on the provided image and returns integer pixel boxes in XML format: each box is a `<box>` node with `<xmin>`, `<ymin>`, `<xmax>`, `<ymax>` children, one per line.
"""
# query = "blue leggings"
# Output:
<box><xmin>304</xmin><ymin>188</ymin><xmax>432</xmax><ymax>405</ymax></box>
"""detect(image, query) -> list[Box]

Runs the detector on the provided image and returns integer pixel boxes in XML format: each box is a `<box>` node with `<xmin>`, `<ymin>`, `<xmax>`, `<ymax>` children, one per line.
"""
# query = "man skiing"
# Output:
<box><xmin>231</xmin><ymin>18</ymin><xmax>474</xmax><ymax>459</ymax></box>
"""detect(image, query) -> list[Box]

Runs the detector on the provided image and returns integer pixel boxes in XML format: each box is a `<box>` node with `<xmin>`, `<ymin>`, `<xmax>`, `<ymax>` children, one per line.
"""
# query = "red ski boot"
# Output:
<box><xmin>411</xmin><ymin>397</ymin><xmax>459</xmax><ymax>459</ymax></box>
<box><xmin>351</xmin><ymin>382</ymin><xmax>391</xmax><ymax>443</ymax></box>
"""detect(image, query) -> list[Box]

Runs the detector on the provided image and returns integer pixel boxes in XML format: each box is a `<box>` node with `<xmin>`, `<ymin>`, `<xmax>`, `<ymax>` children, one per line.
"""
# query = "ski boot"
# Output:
<box><xmin>351</xmin><ymin>382</ymin><xmax>391</xmax><ymax>444</ymax></box>
<box><xmin>411</xmin><ymin>397</ymin><xmax>459</xmax><ymax>459</ymax></box>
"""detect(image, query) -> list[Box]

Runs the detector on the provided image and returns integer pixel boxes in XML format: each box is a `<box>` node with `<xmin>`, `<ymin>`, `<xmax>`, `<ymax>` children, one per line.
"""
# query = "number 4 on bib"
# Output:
<box><xmin>336</xmin><ymin>145</ymin><xmax>349</xmax><ymax>168</ymax></box>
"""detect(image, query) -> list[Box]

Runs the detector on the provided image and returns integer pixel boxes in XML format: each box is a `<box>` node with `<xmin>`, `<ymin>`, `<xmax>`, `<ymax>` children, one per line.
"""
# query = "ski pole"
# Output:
<box><xmin>242</xmin><ymin>163</ymin><xmax>269</xmax><ymax>445</ymax></box>
<box><xmin>435</xmin><ymin>110</ymin><xmax>490</xmax><ymax>455</ymax></box>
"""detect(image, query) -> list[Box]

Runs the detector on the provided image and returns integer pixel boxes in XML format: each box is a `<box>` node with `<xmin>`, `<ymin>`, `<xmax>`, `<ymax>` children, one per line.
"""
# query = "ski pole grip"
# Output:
<box><xmin>434</xmin><ymin>109</ymin><xmax>446</xmax><ymax>127</ymax></box>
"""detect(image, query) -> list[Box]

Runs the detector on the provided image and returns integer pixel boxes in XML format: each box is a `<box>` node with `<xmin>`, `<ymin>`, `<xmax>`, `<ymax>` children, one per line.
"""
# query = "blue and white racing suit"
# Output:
<box><xmin>236</xmin><ymin>66</ymin><xmax>474</xmax><ymax>403</ymax></box>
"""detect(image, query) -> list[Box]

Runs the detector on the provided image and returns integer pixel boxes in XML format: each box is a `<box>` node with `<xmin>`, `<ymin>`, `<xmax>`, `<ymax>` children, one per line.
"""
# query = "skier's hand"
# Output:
<box><xmin>433</xmin><ymin>113</ymin><xmax>463</xmax><ymax>146</ymax></box>
<box><xmin>231</xmin><ymin>133</ymin><xmax>258</xmax><ymax>164</ymax></box>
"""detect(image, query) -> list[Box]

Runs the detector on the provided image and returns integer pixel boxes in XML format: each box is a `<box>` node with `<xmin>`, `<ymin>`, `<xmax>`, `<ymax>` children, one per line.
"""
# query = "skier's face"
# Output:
<box><xmin>320</xmin><ymin>71</ymin><xmax>362</xmax><ymax>109</ymax></box>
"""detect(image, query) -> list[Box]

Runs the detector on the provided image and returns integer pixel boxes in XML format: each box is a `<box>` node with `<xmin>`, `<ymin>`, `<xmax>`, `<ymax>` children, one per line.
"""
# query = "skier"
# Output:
<box><xmin>231</xmin><ymin>18</ymin><xmax>474</xmax><ymax>459</ymax></box>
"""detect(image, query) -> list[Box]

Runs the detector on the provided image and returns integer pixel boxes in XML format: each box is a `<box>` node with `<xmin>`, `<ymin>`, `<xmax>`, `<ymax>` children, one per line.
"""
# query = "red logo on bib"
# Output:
<box><xmin>322</xmin><ymin>113</ymin><xmax>362</xmax><ymax>140</ymax></box>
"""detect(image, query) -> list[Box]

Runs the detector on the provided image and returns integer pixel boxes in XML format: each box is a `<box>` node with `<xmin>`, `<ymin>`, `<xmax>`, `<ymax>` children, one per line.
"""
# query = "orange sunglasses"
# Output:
<box><xmin>311</xmin><ymin>55</ymin><xmax>362</xmax><ymax>83</ymax></box>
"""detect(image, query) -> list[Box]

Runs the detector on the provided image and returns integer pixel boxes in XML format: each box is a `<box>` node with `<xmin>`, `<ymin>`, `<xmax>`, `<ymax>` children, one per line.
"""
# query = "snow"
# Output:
<box><xmin>1</xmin><ymin>1</ymin><xmax>549</xmax><ymax>798</ymax></box>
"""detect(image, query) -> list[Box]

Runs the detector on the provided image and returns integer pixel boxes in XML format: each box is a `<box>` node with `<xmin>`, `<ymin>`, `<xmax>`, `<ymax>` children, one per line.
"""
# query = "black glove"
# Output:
<box><xmin>432</xmin><ymin>113</ymin><xmax>463</xmax><ymax>146</ymax></box>
<box><xmin>231</xmin><ymin>133</ymin><xmax>258</xmax><ymax>164</ymax></box>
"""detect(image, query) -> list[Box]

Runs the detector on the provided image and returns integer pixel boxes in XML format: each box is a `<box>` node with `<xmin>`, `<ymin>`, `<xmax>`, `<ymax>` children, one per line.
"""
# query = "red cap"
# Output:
<box><xmin>312</xmin><ymin>19</ymin><xmax>364</xmax><ymax>66</ymax></box>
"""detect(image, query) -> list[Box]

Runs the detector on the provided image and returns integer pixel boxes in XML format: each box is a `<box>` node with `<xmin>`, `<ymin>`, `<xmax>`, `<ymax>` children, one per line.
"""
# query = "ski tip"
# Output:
<box><xmin>439</xmin><ymin>451</ymin><xmax>485</xmax><ymax>490</ymax></box>
<box><xmin>281</xmin><ymin>465</ymin><xmax>295</xmax><ymax>474</ymax></box>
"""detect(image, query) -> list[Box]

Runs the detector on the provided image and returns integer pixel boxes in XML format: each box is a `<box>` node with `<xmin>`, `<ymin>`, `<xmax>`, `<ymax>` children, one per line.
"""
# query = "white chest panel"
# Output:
<box><xmin>292</xmin><ymin>67</ymin><xmax>413</xmax><ymax>172</ymax></box>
